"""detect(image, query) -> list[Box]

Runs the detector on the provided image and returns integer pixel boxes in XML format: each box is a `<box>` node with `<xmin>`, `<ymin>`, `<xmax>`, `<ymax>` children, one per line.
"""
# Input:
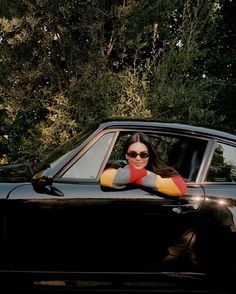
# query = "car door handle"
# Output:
<box><xmin>163</xmin><ymin>203</ymin><xmax>200</xmax><ymax>214</ymax></box>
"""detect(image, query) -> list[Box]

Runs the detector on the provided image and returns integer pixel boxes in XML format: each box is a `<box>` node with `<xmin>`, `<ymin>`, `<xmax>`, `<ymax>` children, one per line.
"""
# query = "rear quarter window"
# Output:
<box><xmin>206</xmin><ymin>143</ymin><xmax>236</xmax><ymax>182</ymax></box>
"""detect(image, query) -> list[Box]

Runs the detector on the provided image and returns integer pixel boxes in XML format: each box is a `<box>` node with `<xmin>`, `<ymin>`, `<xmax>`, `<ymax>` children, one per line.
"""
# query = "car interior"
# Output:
<box><xmin>167</xmin><ymin>138</ymin><xmax>207</xmax><ymax>181</ymax></box>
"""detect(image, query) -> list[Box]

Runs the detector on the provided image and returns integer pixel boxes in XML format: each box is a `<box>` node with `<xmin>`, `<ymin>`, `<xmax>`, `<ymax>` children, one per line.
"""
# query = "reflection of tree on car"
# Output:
<box><xmin>193</xmin><ymin>198</ymin><xmax>236</xmax><ymax>278</ymax></box>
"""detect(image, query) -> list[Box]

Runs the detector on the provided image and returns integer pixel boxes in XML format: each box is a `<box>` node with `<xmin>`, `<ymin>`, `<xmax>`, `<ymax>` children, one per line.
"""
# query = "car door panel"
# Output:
<box><xmin>6</xmin><ymin>183</ymin><xmax>205</xmax><ymax>273</ymax></box>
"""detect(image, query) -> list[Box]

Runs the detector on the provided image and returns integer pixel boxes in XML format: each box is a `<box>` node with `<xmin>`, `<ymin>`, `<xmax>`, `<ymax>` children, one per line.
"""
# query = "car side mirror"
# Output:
<box><xmin>31</xmin><ymin>176</ymin><xmax>64</xmax><ymax>197</ymax></box>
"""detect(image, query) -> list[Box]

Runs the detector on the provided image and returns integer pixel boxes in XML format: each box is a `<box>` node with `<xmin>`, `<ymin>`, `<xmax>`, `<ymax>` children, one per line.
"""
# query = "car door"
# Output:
<box><xmin>5</xmin><ymin>129</ymin><xmax>207</xmax><ymax>273</ymax></box>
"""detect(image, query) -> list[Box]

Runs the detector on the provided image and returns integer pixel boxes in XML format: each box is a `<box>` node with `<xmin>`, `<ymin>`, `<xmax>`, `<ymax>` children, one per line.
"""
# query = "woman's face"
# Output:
<box><xmin>125</xmin><ymin>142</ymin><xmax>149</xmax><ymax>169</ymax></box>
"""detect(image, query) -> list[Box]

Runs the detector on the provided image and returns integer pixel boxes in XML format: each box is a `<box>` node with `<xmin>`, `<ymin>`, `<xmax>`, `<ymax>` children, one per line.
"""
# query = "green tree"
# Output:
<box><xmin>0</xmin><ymin>0</ymin><xmax>235</xmax><ymax>164</ymax></box>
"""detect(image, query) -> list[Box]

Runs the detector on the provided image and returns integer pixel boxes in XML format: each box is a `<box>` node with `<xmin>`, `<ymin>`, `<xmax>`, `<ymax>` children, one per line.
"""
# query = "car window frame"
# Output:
<box><xmin>53</xmin><ymin>127</ymin><xmax>212</xmax><ymax>184</ymax></box>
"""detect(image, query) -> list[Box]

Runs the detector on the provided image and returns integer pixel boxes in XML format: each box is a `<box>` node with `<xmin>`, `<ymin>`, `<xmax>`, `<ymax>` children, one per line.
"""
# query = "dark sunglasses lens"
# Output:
<box><xmin>127</xmin><ymin>151</ymin><xmax>149</xmax><ymax>158</ymax></box>
<box><xmin>140</xmin><ymin>152</ymin><xmax>149</xmax><ymax>158</ymax></box>
<box><xmin>127</xmin><ymin>151</ymin><xmax>138</xmax><ymax>158</ymax></box>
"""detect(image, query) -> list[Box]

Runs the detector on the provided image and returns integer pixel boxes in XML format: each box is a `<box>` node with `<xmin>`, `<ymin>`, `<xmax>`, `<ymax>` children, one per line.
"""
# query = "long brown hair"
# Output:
<box><xmin>123</xmin><ymin>132</ymin><xmax>179</xmax><ymax>178</ymax></box>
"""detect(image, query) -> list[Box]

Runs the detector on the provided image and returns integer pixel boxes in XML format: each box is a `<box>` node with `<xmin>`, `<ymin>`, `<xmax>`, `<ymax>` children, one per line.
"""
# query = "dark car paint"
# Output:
<box><xmin>0</xmin><ymin>119</ymin><xmax>236</xmax><ymax>293</ymax></box>
<box><xmin>5</xmin><ymin>183</ymin><xmax>203</xmax><ymax>268</ymax></box>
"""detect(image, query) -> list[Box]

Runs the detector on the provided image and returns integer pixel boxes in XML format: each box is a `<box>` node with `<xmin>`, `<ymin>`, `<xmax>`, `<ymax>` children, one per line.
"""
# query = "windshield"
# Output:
<box><xmin>32</xmin><ymin>125</ymin><xmax>97</xmax><ymax>178</ymax></box>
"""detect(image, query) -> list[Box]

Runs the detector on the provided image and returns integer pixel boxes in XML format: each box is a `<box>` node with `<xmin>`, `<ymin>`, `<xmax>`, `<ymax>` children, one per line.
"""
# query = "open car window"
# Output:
<box><xmin>108</xmin><ymin>132</ymin><xmax>207</xmax><ymax>182</ymax></box>
<box><xmin>57</xmin><ymin>130</ymin><xmax>207</xmax><ymax>183</ymax></box>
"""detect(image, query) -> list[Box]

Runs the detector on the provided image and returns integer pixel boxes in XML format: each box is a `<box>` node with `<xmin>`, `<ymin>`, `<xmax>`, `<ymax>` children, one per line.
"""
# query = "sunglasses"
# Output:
<box><xmin>127</xmin><ymin>151</ymin><xmax>149</xmax><ymax>159</ymax></box>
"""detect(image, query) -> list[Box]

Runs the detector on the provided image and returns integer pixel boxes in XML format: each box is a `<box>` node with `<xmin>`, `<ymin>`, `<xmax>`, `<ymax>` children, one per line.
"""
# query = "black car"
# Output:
<box><xmin>0</xmin><ymin>119</ymin><xmax>236</xmax><ymax>293</ymax></box>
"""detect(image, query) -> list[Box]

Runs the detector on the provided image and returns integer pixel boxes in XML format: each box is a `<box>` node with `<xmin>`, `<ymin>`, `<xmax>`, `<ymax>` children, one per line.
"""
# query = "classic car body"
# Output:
<box><xmin>0</xmin><ymin>119</ymin><xmax>236</xmax><ymax>293</ymax></box>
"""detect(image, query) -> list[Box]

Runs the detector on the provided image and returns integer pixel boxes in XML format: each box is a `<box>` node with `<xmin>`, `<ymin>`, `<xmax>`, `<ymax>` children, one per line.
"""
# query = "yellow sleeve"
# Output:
<box><xmin>100</xmin><ymin>168</ymin><xmax>118</xmax><ymax>187</ymax></box>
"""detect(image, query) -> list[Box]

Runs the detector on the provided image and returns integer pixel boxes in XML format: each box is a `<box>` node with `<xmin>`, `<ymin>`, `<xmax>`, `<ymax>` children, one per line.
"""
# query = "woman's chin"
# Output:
<box><xmin>134</xmin><ymin>165</ymin><xmax>144</xmax><ymax>169</ymax></box>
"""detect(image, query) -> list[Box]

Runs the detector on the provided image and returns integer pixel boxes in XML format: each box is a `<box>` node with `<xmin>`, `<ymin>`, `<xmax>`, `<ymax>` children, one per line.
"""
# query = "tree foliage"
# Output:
<box><xmin>0</xmin><ymin>0</ymin><xmax>235</xmax><ymax>164</ymax></box>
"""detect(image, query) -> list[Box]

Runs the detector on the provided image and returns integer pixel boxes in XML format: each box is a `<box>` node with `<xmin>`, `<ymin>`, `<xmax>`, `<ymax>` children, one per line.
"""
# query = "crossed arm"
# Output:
<box><xmin>100</xmin><ymin>163</ymin><xmax>187</xmax><ymax>197</ymax></box>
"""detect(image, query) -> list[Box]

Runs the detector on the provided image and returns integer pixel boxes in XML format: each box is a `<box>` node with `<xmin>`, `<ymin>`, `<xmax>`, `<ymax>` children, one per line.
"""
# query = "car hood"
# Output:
<box><xmin>0</xmin><ymin>163</ymin><xmax>33</xmax><ymax>199</ymax></box>
<box><xmin>0</xmin><ymin>182</ymin><xmax>32</xmax><ymax>200</ymax></box>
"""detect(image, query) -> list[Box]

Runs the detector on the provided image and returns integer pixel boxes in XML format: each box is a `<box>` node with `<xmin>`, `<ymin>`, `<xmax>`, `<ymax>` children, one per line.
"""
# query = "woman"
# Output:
<box><xmin>100</xmin><ymin>132</ymin><xmax>187</xmax><ymax>197</ymax></box>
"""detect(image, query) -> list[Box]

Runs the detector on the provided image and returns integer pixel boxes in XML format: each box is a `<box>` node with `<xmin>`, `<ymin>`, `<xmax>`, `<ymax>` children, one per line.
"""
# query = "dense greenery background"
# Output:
<box><xmin>0</xmin><ymin>0</ymin><xmax>235</xmax><ymax>165</ymax></box>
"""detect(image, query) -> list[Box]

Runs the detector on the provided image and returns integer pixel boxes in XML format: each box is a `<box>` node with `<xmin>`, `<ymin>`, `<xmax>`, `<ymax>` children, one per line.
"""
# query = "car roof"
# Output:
<box><xmin>98</xmin><ymin>118</ymin><xmax>236</xmax><ymax>142</ymax></box>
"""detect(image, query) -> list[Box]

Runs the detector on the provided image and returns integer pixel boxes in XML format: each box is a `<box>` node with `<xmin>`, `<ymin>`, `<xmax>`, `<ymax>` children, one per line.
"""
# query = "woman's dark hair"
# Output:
<box><xmin>123</xmin><ymin>132</ymin><xmax>179</xmax><ymax>177</ymax></box>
